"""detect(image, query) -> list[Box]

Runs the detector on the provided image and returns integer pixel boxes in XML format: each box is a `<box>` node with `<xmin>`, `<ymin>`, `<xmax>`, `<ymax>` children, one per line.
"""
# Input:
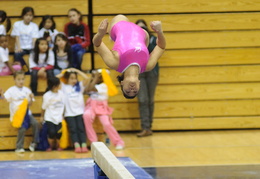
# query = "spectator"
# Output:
<box><xmin>83</xmin><ymin>69</ymin><xmax>124</xmax><ymax>150</ymax></box>
<box><xmin>41</xmin><ymin>77</ymin><xmax>65</xmax><ymax>151</ymax></box>
<box><xmin>0</xmin><ymin>10</ymin><xmax>11</xmax><ymax>35</ymax></box>
<box><xmin>29</xmin><ymin>38</ymin><xmax>54</xmax><ymax>95</ymax></box>
<box><xmin>0</xmin><ymin>35</ymin><xmax>21</xmax><ymax>76</ymax></box>
<box><xmin>11</xmin><ymin>7</ymin><xmax>39</xmax><ymax>74</ymax></box>
<box><xmin>53</xmin><ymin>33</ymin><xmax>72</xmax><ymax>75</ymax></box>
<box><xmin>39</xmin><ymin>15</ymin><xmax>59</xmax><ymax>49</ymax></box>
<box><xmin>56</xmin><ymin>68</ymin><xmax>90</xmax><ymax>153</ymax></box>
<box><xmin>3</xmin><ymin>70</ymin><xmax>39</xmax><ymax>153</ymax></box>
<box><xmin>135</xmin><ymin>19</ymin><xmax>159</xmax><ymax>137</ymax></box>
<box><xmin>64</xmin><ymin>8</ymin><xmax>90</xmax><ymax>70</ymax></box>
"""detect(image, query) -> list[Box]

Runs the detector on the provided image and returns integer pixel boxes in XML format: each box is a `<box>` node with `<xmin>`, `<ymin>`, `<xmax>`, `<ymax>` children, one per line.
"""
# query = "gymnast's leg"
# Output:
<box><xmin>108</xmin><ymin>14</ymin><xmax>129</xmax><ymax>34</ymax></box>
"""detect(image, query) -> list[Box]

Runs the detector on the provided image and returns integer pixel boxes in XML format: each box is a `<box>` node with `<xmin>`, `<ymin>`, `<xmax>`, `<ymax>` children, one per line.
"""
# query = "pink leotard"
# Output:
<box><xmin>110</xmin><ymin>21</ymin><xmax>149</xmax><ymax>73</ymax></box>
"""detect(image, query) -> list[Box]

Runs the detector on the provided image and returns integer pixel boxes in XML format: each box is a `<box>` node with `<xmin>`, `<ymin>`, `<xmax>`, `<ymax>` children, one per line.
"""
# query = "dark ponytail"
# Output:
<box><xmin>0</xmin><ymin>10</ymin><xmax>11</xmax><ymax>33</ymax></box>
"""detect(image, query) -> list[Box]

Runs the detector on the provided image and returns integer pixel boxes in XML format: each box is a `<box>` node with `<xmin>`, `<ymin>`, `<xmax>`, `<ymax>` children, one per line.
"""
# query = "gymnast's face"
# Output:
<box><xmin>121</xmin><ymin>78</ymin><xmax>140</xmax><ymax>97</ymax></box>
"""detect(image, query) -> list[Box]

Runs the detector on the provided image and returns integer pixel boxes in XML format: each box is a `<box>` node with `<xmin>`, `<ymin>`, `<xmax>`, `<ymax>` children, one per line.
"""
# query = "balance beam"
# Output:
<box><xmin>91</xmin><ymin>142</ymin><xmax>135</xmax><ymax>179</ymax></box>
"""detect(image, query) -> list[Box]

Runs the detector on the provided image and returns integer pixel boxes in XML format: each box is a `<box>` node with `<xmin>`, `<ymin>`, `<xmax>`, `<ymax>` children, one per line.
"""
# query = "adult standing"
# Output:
<box><xmin>135</xmin><ymin>19</ymin><xmax>159</xmax><ymax>137</ymax></box>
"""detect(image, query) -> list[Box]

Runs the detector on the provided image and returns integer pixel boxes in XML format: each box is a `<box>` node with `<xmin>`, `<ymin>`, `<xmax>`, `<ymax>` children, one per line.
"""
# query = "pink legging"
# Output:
<box><xmin>0</xmin><ymin>65</ymin><xmax>21</xmax><ymax>76</ymax></box>
<box><xmin>83</xmin><ymin>110</ymin><xmax>124</xmax><ymax>147</ymax></box>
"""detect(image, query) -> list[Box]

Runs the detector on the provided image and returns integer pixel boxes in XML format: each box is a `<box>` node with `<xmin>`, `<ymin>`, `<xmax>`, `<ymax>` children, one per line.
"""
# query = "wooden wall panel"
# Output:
<box><xmin>158</xmin><ymin>66</ymin><xmax>260</xmax><ymax>84</ymax></box>
<box><xmin>111</xmin><ymin>100</ymin><xmax>260</xmax><ymax>118</ymax></box>
<box><xmin>97</xmin><ymin>31</ymin><xmax>260</xmax><ymax>50</ymax></box>
<box><xmin>93</xmin><ymin>0</ymin><xmax>260</xmax><ymax>14</ymax></box>
<box><xmin>0</xmin><ymin>137</ymin><xmax>31</xmax><ymax>150</ymax></box>
<box><xmin>96</xmin><ymin>83</ymin><xmax>260</xmax><ymax>103</ymax></box>
<box><xmin>94</xmin><ymin>48</ymin><xmax>260</xmax><ymax>68</ymax></box>
<box><xmin>0</xmin><ymin>1</ymin><xmax>88</xmax><ymax>16</ymax></box>
<box><xmin>113</xmin><ymin>117</ymin><xmax>260</xmax><ymax>131</ymax></box>
<box><xmin>3</xmin><ymin>64</ymin><xmax>260</xmax><ymax>100</ymax></box>
<box><xmin>3</xmin><ymin>98</ymin><xmax>260</xmax><ymax>119</ymax></box>
<box><xmin>93</xmin><ymin>13</ymin><xmax>260</xmax><ymax>32</ymax></box>
<box><xmin>0</xmin><ymin>120</ymin><xmax>32</xmax><ymax>136</ymax></box>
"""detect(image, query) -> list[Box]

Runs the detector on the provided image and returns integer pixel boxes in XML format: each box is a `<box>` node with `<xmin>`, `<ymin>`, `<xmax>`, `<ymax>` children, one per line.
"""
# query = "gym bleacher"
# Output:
<box><xmin>1</xmin><ymin>0</ymin><xmax>260</xmax><ymax>150</ymax></box>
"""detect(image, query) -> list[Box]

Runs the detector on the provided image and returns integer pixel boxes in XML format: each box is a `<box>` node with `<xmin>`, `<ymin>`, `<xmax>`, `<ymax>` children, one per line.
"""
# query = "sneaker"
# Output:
<box><xmin>137</xmin><ymin>130</ymin><xmax>153</xmax><ymax>137</ymax></box>
<box><xmin>56</xmin><ymin>143</ymin><xmax>63</xmax><ymax>151</ymax></box>
<box><xmin>57</xmin><ymin>147</ymin><xmax>63</xmax><ymax>151</ymax></box>
<box><xmin>115</xmin><ymin>145</ymin><xmax>124</xmax><ymax>150</ymax></box>
<box><xmin>81</xmin><ymin>147</ymin><xmax>88</xmax><ymax>153</ymax></box>
<box><xmin>15</xmin><ymin>148</ymin><xmax>25</xmax><ymax>153</ymax></box>
<box><xmin>74</xmin><ymin>147</ymin><xmax>82</xmax><ymax>153</ymax></box>
<box><xmin>46</xmin><ymin>147</ymin><xmax>52</xmax><ymax>152</ymax></box>
<box><xmin>29</xmin><ymin>143</ymin><xmax>36</xmax><ymax>152</ymax></box>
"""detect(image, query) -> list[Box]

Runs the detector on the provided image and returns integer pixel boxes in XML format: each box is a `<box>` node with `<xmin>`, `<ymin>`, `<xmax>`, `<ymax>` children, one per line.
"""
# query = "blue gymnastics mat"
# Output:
<box><xmin>0</xmin><ymin>157</ymin><xmax>153</xmax><ymax>179</ymax></box>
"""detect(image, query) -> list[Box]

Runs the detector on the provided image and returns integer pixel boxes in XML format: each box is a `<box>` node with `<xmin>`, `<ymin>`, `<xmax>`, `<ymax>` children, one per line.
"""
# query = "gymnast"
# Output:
<box><xmin>93</xmin><ymin>15</ymin><xmax>166</xmax><ymax>99</ymax></box>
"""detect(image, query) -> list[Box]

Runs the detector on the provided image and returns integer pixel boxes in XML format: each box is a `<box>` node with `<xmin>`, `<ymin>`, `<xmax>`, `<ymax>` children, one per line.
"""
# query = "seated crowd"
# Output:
<box><xmin>0</xmin><ymin>6</ymin><xmax>125</xmax><ymax>153</ymax></box>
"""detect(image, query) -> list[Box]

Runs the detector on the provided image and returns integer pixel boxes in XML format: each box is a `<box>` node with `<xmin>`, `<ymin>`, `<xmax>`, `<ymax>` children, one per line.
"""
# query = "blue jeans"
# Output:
<box><xmin>71</xmin><ymin>45</ymin><xmax>86</xmax><ymax>70</ymax></box>
<box><xmin>14</xmin><ymin>49</ymin><xmax>31</xmax><ymax>74</ymax></box>
<box><xmin>137</xmin><ymin>64</ymin><xmax>159</xmax><ymax>130</ymax></box>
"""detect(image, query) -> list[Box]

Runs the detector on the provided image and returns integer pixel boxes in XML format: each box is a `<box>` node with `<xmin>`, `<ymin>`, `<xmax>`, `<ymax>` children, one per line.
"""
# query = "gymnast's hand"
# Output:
<box><xmin>150</xmin><ymin>21</ymin><xmax>163</xmax><ymax>33</ymax></box>
<box><xmin>97</xmin><ymin>19</ymin><xmax>109</xmax><ymax>37</ymax></box>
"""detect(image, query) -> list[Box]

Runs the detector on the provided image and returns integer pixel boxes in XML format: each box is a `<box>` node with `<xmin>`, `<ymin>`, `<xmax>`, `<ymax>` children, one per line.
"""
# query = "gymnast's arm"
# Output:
<box><xmin>146</xmin><ymin>21</ymin><xmax>166</xmax><ymax>72</ymax></box>
<box><xmin>93</xmin><ymin>19</ymin><xmax>119</xmax><ymax>70</ymax></box>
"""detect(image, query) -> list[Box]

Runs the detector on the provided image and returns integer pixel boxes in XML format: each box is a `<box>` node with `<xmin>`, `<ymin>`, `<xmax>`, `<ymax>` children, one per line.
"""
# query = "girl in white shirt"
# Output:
<box><xmin>0</xmin><ymin>35</ymin><xmax>21</xmax><ymax>76</ymax></box>
<box><xmin>39</xmin><ymin>15</ymin><xmax>59</xmax><ymax>49</ymax></box>
<box><xmin>11</xmin><ymin>7</ymin><xmax>39</xmax><ymax>74</ymax></box>
<box><xmin>41</xmin><ymin>77</ymin><xmax>64</xmax><ymax>151</ymax></box>
<box><xmin>0</xmin><ymin>10</ymin><xmax>11</xmax><ymax>35</ymax></box>
<box><xmin>57</xmin><ymin>68</ymin><xmax>90</xmax><ymax>153</ymax></box>
<box><xmin>29</xmin><ymin>38</ymin><xmax>54</xmax><ymax>95</ymax></box>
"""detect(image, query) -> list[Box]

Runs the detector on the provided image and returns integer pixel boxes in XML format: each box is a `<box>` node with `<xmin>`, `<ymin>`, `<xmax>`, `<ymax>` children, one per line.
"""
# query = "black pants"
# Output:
<box><xmin>46</xmin><ymin>121</ymin><xmax>62</xmax><ymax>139</ymax></box>
<box><xmin>137</xmin><ymin>65</ymin><xmax>159</xmax><ymax>130</ymax></box>
<box><xmin>30</xmin><ymin>69</ymin><xmax>54</xmax><ymax>95</ymax></box>
<box><xmin>65</xmin><ymin>115</ymin><xmax>86</xmax><ymax>145</ymax></box>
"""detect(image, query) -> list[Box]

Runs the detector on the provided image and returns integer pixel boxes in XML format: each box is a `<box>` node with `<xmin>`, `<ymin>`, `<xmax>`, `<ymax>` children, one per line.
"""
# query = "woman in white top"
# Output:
<box><xmin>29</xmin><ymin>38</ymin><xmax>55</xmax><ymax>95</ymax></box>
<box><xmin>41</xmin><ymin>77</ymin><xmax>64</xmax><ymax>151</ymax></box>
<box><xmin>56</xmin><ymin>68</ymin><xmax>90</xmax><ymax>153</ymax></box>
<box><xmin>11</xmin><ymin>7</ymin><xmax>39</xmax><ymax>74</ymax></box>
